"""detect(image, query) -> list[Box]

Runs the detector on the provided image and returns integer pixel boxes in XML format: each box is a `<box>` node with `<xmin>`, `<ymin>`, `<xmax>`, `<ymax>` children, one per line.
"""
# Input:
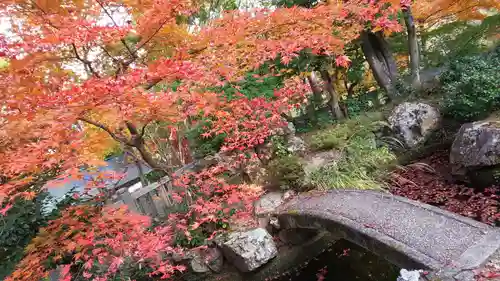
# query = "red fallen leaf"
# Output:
<box><xmin>339</xmin><ymin>248</ymin><xmax>350</xmax><ymax>257</ymax></box>
<box><xmin>390</xmin><ymin>150</ymin><xmax>499</xmax><ymax>225</ymax></box>
<box><xmin>478</xmin><ymin>271</ymin><xmax>500</xmax><ymax>279</ymax></box>
<box><xmin>364</xmin><ymin>223</ymin><xmax>377</xmax><ymax>229</ymax></box>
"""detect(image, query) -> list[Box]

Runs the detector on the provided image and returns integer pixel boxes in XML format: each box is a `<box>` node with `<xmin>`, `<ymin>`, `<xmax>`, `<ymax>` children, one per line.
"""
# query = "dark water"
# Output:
<box><xmin>277</xmin><ymin>239</ymin><xmax>400</xmax><ymax>281</ymax></box>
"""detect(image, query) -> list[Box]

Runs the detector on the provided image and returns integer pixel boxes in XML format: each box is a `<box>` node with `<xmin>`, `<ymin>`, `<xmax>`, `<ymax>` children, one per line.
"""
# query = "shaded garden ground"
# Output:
<box><xmin>390</xmin><ymin>150</ymin><xmax>499</xmax><ymax>226</ymax></box>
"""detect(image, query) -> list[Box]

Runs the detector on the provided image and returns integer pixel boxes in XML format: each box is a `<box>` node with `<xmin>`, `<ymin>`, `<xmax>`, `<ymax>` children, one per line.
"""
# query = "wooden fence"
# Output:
<box><xmin>110</xmin><ymin>176</ymin><xmax>177</xmax><ymax>217</ymax></box>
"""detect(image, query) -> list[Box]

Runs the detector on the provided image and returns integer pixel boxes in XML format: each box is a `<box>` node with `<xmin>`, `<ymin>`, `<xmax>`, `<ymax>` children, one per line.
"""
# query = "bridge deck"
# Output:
<box><xmin>275</xmin><ymin>190</ymin><xmax>500</xmax><ymax>278</ymax></box>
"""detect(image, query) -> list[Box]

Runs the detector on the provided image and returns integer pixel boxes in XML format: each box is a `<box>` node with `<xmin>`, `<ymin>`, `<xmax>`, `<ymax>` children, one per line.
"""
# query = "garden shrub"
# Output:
<box><xmin>345</xmin><ymin>89</ymin><xmax>384</xmax><ymax>117</ymax></box>
<box><xmin>442</xmin><ymin>47</ymin><xmax>500</xmax><ymax>122</ymax></box>
<box><xmin>267</xmin><ymin>155</ymin><xmax>305</xmax><ymax>191</ymax></box>
<box><xmin>310</xmin><ymin>112</ymin><xmax>387</xmax><ymax>151</ymax></box>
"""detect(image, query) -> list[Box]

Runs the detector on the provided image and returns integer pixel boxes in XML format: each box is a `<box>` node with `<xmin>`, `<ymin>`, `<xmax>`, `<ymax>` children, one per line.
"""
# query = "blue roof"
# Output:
<box><xmin>45</xmin><ymin>155</ymin><xmax>152</xmax><ymax>200</ymax></box>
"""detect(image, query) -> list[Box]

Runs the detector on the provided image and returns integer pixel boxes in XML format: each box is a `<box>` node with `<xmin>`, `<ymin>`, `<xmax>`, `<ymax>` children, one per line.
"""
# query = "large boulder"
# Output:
<box><xmin>450</xmin><ymin>121</ymin><xmax>500</xmax><ymax>176</ymax></box>
<box><xmin>388</xmin><ymin>102</ymin><xmax>441</xmax><ymax>148</ymax></box>
<box><xmin>220</xmin><ymin>228</ymin><xmax>278</xmax><ymax>272</ymax></box>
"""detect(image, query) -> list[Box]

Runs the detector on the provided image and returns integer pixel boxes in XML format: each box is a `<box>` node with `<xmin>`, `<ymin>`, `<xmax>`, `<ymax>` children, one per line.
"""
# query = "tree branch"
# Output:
<box><xmin>72</xmin><ymin>44</ymin><xmax>100</xmax><ymax>78</ymax></box>
<box><xmin>95</xmin><ymin>0</ymin><xmax>136</xmax><ymax>59</ymax></box>
<box><xmin>77</xmin><ymin>117</ymin><xmax>129</xmax><ymax>145</ymax></box>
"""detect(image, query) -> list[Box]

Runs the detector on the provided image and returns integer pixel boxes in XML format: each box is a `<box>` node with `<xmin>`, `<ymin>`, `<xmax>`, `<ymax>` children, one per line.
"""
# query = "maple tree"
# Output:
<box><xmin>0</xmin><ymin>0</ymin><xmax>411</xmax><ymax>280</ymax></box>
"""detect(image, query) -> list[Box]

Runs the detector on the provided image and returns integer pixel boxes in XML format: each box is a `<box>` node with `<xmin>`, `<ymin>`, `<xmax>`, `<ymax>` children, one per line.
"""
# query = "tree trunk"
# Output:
<box><xmin>306</xmin><ymin>72</ymin><xmax>323</xmax><ymax>124</ymax></box>
<box><xmin>403</xmin><ymin>6</ymin><xmax>421</xmax><ymax>90</ymax></box>
<box><xmin>125</xmin><ymin>121</ymin><xmax>166</xmax><ymax>172</ymax></box>
<box><xmin>360</xmin><ymin>31</ymin><xmax>399</xmax><ymax>100</ymax></box>
<box><xmin>320</xmin><ymin>70</ymin><xmax>344</xmax><ymax>120</ymax></box>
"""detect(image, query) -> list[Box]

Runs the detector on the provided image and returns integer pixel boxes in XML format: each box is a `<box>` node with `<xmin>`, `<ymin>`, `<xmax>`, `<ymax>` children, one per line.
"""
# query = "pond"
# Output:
<box><xmin>277</xmin><ymin>239</ymin><xmax>401</xmax><ymax>281</ymax></box>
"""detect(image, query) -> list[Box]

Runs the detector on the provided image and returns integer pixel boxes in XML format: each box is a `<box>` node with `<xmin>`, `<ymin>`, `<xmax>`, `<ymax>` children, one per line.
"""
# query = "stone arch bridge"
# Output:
<box><xmin>274</xmin><ymin>190</ymin><xmax>500</xmax><ymax>280</ymax></box>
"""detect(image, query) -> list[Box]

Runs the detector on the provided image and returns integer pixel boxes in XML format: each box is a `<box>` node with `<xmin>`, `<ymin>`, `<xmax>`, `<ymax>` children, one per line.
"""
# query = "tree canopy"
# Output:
<box><xmin>0</xmin><ymin>0</ymin><xmax>498</xmax><ymax>280</ymax></box>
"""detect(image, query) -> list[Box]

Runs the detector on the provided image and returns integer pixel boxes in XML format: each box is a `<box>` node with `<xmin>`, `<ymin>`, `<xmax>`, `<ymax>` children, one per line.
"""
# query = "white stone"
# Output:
<box><xmin>221</xmin><ymin>228</ymin><xmax>278</xmax><ymax>272</ymax></box>
<box><xmin>269</xmin><ymin>217</ymin><xmax>280</xmax><ymax>229</ymax></box>
<box><xmin>397</xmin><ymin>269</ymin><xmax>422</xmax><ymax>281</ymax></box>
<box><xmin>388</xmin><ymin>102</ymin><xmax>441</xmax><ymax>148</ymax></box>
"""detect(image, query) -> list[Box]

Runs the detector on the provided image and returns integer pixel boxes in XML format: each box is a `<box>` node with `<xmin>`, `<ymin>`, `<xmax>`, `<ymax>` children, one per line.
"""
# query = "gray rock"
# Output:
<box><xmin>303</xmin><ymin>149</ymin><xmax>343</xmax><ymax>179</ymax></box>
<box><xmin>255</xmin><ymin>191</ymin><xmax>296</xmax><ymax>217</ymax></box>
<box><xmin>450</xmin><ymin>121</ymin><xmax>500</xmax><ymax>175</ymax></box>
<box><xmin>255</xmin><ymin>192</ymin><xmax>286</xmax><ymax>216</ymax></box>
<box><xmin>286</xmin><ymin>136</ymin><xmax>306</xmax><ymax>153</ymax></box>
<box><xmin>190</xmin><ymin>248</ymin><xmax>224</xmax><ymax>273</ymax></box>
<box><xmin>221</xmin><ymin>228</ymin><xmax>278</xmax><ymax>272</ymax></box>
<box><xmin>286</xmin><ymin>122</ymin><xmax>296</xmax><ymax>136</ymax></box>
<box><xmin>205</xmin><ymin>247</ymin><xmax>224</xmax><ymax>272</ymax></box>
<box><xmin>274</xmin><ymin>122</ymin><xmax>296</xmax><ymax>137</ymax></box>
<box><xmin>282</xmin><ymin>190</ymin><xmax>296</xmax><ymax>201</ymax></box>
<box><xmin>243</xmin><ymin>155</ymin><xmax>268</xmax><ymax>185</ymax></box>
<box><xmin>190</xmin><ymin>253</ymin><xmax>210</xmax><ymax>273</ymax></box>
<box><xmin>388</xmin><ymin>102</ymin><xmax>441</xmax><ymax>148</ymax></box>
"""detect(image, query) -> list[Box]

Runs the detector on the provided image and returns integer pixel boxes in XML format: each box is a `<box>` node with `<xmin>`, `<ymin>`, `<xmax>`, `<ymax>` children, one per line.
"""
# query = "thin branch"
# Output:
<box><xmin>30</xmin><ymin>0</ymin><xmax>60</xmax><ymax>30</ymax></box>
<box><xmin>134</xmin><ymin>17</ymin><xmax>170</xmax><ymax>52</ymax></box>
<box><xmin>78</xmin><ymin>117</ymin><xmax>130</xmax><ymax>145</ymax></box>
<box><xmin>72</xmin><ymin>44</ymin><xmax>100</xmax><ymax>78</ymax></box>
<box><xmin>100</xmin><ymin>46</ymin><xmax>119</xmax><ymax>64</ymax></box>
<box><xmin>95</xmin><ymin>0</ymin><xmax>136</xmax><ymax>59</ymax></box>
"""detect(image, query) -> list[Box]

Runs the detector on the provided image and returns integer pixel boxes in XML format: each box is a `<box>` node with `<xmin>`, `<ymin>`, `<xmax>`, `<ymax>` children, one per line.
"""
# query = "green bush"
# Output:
<box><xmin>310</xmin><ymin>112</ymin><xmax>387</xmax><ymax>151</ymax></box>
<box><xmin>0</xmin><ymin>189</ymin><xmax>81</xmax><ymax>280</ymax></box>
<box><xmin>442</xmin><ymin>48</ymin><xmax>500</xmax><ymax>121</ymax></box>
<box><xmin>0</xmin><ymin>196</ymin><xmax>49</xmax><ymax>280</ymax></box>
<box><xmin>267</xmin><ymin>155</ymin><xmax>305</xmax><ymax>191</ymax></box>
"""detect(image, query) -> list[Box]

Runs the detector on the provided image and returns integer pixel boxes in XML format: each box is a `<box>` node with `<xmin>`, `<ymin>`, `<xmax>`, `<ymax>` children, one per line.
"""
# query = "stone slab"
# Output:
<box><xmin>274</xmin><ymin>190</ymin><xmax>500</xmax><ymax>274</ymax></box>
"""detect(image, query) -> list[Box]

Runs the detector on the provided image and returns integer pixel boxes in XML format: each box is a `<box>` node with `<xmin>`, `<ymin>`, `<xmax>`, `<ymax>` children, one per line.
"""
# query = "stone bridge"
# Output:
<box><xmin>274</xmin><ymin>190</ymin><xmax>500</xmax><ymax>280</ymax></box>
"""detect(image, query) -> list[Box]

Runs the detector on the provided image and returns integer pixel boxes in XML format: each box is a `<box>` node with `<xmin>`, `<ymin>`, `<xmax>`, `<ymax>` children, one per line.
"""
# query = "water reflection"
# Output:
<box><xmin>277</xmin><ymin>239</ymin><xmax>400</xmax><ymax>281</ymax></box>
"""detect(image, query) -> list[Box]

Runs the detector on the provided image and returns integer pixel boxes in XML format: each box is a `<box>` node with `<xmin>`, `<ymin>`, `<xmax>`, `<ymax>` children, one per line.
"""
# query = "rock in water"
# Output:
<box><xmin>450</xmin><ymin>121</ymin><xmax>500</xmax><ymax>175</ymax></box>
<box><xmin>388</xmin><ymin>102</ymin><xmax>441</xmax><ymax>148</ymax></box>
<box><xmin>221</xmin><ymin>228</ymin><xmax>278</xmax><ymax>272</ymax></box>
